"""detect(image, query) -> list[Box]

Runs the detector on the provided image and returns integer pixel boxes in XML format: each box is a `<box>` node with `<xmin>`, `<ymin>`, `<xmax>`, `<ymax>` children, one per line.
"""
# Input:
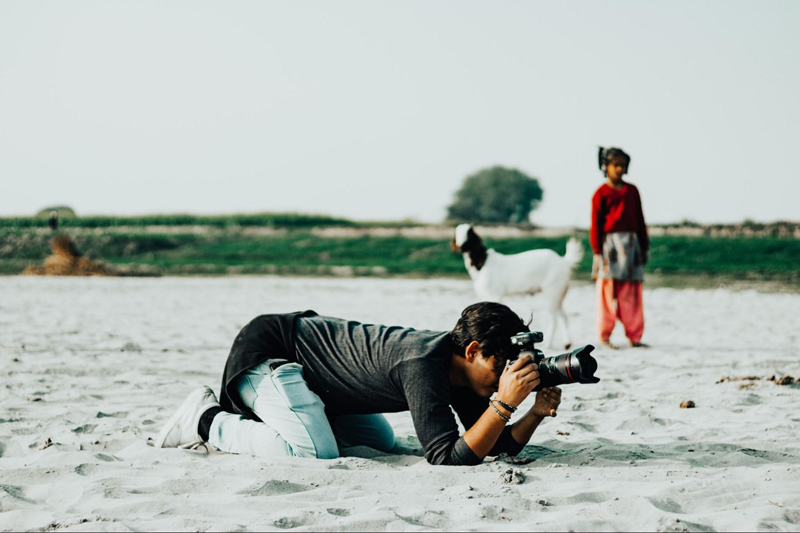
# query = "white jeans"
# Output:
<box><xmin>208</xmin><ymin>360</ymin><xmax>396</xmax><ymax>459</ymax></box>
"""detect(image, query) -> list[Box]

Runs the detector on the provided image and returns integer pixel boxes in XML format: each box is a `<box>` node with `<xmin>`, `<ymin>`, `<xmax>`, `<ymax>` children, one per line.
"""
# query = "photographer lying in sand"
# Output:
<box><xmin>156</xmin><ymin>302</ymin><xmax>572</xmax><ymax>465</ymax></box>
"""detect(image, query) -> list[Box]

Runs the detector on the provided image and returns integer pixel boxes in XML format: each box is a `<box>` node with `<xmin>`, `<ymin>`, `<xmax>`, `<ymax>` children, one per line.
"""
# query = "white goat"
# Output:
<box><xmin>451</xmin><ymin>224</ymin><xmax>583</xmax><ymax>349</ymax></box>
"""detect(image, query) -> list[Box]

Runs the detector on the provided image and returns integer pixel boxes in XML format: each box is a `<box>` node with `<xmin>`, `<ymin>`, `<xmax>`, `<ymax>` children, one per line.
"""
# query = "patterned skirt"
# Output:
<box><xmin>592</xmin><ymin>231</ymin><xmax>644</xmax><ymax>281</ymax></box>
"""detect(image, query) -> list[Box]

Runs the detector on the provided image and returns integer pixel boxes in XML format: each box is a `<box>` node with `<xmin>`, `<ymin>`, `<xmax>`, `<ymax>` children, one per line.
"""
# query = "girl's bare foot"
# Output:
<box><xmin>599</xmin><ymin>340</ymin><xmax>618</xmax><ymax>350</ymax></box>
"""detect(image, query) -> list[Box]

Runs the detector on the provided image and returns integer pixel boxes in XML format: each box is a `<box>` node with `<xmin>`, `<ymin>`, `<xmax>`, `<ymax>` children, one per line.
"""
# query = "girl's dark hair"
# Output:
<box><xmin>450</xmin><ymin>302</ymin><xmax>530</xmax><ymax>376</ymax></box>
<box><xmin>598</xmin><ymin>146</ymin><xmax>631</xmax><ymax>175</ymax></box>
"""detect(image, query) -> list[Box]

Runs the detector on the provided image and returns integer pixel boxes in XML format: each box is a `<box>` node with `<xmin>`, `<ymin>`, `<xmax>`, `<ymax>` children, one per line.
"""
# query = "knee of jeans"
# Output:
<box><xmin>314</xmin><ymin>444</ymin><xmax>340</xmax><ymax>460</ymax></box>
<box><xmin>374</xmin><ymin>428</ymin><xmax>396</xmax><ymax>453</ymax></box>
<box><xmin>355</xmin><ymin>418</ymin><xmax>397</xmax><ymax>453</ymax></box>
<box><xmin>310</xmin><ymin>429</ymin><xmax>340</xmax><ymax>459</ymax></box>
<box><xmin>287</xmin><ymin>439</ymin><xmax>339</xmax><ymax>460</ymax></box>
<box><xmin>234</xmin><ymin>374</ymin><xmax>260</xmax><ymax>408</ymax></box>
<box><xmin>269</xmin><ymin>364</ymin><xmax>322</xmax><ymax>410</ymax></box>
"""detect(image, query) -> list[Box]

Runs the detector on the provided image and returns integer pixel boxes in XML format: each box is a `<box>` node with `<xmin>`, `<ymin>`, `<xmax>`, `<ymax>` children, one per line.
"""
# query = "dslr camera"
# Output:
<box><xmin>509</xmin><ymin>332</ymin><xmax>600</xmax><ymax>391</ymax></box>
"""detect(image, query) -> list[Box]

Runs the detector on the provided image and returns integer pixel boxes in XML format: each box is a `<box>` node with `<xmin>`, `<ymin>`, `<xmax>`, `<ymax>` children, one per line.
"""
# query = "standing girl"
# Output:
<box><xmin>591</xmin><ymin>147</ymin><xmax>648</xmax><ymax>348</ymax></box>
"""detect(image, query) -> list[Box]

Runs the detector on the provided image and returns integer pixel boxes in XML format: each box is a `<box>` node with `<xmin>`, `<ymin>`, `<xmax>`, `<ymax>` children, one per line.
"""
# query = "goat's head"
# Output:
<box><xmin>451</xmin><ymin>224</ymin><xmax>487</xmax><ymax>270</ymax></box>
<box><xmin>452</xmin><ymin>224</ymin><xmax>480</xmax><ymax>252</ymax></box>
<box><xmin>452</xmin><ymin>224</ymin><xmax>470</xmax><ymax>253</ymax></box>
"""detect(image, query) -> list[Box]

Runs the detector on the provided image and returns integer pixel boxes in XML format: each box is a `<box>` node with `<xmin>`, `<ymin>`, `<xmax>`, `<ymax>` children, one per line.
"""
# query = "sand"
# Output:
<box><xmin>1</xmin><ymin>276</ymin><xmax>799</xmax><ymax>531</ymax></box>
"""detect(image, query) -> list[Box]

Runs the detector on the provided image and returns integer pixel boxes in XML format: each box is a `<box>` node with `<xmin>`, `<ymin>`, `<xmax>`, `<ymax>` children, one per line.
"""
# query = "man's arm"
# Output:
<box><xmin>509</xmin><ymin>387</ymin><xmax>562</xmax><ymax>446</ymax></box>
<box><xmin>462</xmin><ymin>357</ymin><xmax>542</xmax><ymax>459</ymax></box>
<box><xmin>450</xmin><ymin>387</ymin><xmax>524</xmax><ymax>457</ymax></box>
<box><xmin>462</xmin><ymin>386</ymin><xmax>562</xmax><ymax>458</ymax></box>
<box><xmin>461</xmin><ymin>402</ymin><xmax>516</xmax><ymax>458</ymax></box>
<box><xmin>398</xmin><ymin>356</ymin><xmax>541</xmax><ymax>465</ymax></box>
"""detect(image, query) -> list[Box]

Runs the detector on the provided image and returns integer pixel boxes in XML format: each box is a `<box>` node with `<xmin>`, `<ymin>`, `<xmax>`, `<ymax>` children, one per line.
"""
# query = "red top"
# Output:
<box><xmin>590</xmin><ymin>183</ymin><xmax>649</xmax><ymax>255</ymax></box>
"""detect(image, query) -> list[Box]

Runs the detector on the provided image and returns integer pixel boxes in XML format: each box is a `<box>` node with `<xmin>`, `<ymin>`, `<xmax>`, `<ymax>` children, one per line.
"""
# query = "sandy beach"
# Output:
<box><xmin>1</xmin><ymin>276</ymin><xmax>798</xmax><ymax>531</ymax></box>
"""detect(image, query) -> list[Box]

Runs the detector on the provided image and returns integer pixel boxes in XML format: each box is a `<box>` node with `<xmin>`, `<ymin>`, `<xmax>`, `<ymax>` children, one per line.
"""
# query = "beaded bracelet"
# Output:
<box><xmin>494</xmin><ymin>399</ymin><xmax>517</xmax><ymax>413</ymax></box>
<box><xmin>489</xmin><ymin>400</ymin><xmax>511</xmax><ymax>423</ymax></box>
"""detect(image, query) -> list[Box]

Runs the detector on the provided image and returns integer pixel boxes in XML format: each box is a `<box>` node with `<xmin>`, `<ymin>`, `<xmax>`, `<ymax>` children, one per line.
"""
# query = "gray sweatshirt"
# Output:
<box><xmin>292</xmin><ymin>314</ymin><xmax>524</xmax><ymax>465</ymax></box>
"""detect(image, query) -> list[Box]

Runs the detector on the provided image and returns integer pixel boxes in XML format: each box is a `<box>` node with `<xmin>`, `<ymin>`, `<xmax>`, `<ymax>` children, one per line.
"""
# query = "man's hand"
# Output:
<box><xmin>531</xmin><ymin>387</ymin><xmax>562</xmax><ymax>418</ymax></box>
<box><xmin>507</xmin><ymin>386</ymin><xmax>563</xmax><ymax>449</ymax></box>
<box><xmin>496</xmin><ymin>355</ymin><xmax>539</xmax><ymax>408</ymax></box>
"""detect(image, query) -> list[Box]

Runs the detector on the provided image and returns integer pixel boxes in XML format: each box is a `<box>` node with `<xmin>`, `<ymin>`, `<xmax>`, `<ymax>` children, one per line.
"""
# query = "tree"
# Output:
<box><xmin>447</xmin><ymin>166</ymin><xmax>543</xmax><ymax>224</ymax></box>
<box><xmin>36</xmin><ymin>205</ymin><xmax>77</xmax><ymax>219</ymax></box>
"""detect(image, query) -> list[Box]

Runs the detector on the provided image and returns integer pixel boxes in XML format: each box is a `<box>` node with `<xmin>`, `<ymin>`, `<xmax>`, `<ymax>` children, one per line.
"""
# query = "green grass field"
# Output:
<box><xmin>2</xmin><ymin>225</ymin><xmax>798</xmax><ymax>284</ymax></box>
<box><xmin>0</xmin><ymin>212</ymin><xmax>357</xmax><ymax>229</ymax></box>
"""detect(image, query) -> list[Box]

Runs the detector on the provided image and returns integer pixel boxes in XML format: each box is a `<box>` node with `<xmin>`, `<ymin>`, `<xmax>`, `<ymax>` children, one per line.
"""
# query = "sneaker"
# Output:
<box><xmin>155</xmin><ymin>386</ymin><xmax>219</xmax><ymax>449</ymax></box>
<box><xmin>629</xmin><ymin>341</ymin><xmax>650</xmax><ymax>348</ymax></box>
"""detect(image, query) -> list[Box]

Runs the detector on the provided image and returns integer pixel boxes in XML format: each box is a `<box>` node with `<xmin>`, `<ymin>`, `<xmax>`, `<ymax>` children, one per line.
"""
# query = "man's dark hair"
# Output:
<box><xmin>450</xmin><ymin>302</ymin><xmax>530</xmax><ymax>376</ymax></box>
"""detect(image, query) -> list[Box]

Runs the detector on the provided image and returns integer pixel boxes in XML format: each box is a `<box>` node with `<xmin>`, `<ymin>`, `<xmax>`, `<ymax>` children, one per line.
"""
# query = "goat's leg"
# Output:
<box><xmin>544</xmin><ymin>306</ymin><xmax>559</xmax><ymax>350</ymax></box>
<box><xmin>546</xmin><ymin>279</ymin><xmax>573</xmax><ymax>350</ymax></box>
<box><xmin>557</xmin><ymin>307</ymin><xmax>572</xmax><ymax>350</ymax></box>
<box><xmin>541</xmin><ymin>287</ymin><xmax>569</xmax><ymax>350</ymax></box>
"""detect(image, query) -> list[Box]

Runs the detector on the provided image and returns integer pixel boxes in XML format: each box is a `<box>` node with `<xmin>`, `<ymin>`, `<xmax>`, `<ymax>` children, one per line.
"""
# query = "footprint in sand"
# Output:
<box><xmin>736</xmin><ymin>393</ymin><xmax>763</xmax><ymax>406</ymax></box>
<box><xmin>648</xmin><ymin>497</ymin><xmax>684</xmax><ymax>514</ymax></box>
<box><xmin>394</xmin><ymin>509</ymin><xmax>447</xmax><ymax>528</ymax></box>
<box><xmin>0</xmin><ymin>484</ymin><xmax>37</xmax><ymax>504</ymax></box>
<box><xmin>74</xmin><ymin>464</ymin><xmax>97</xmax><ymax>476</ymax></box>
<box><xmin>781</xmin><ymin>508</ymin><xmax>800</xmax><ymax>525</ymax></box>
<box><xmin>568</xmin><ymin>421</ymin><xmax>599</xmax><ymax>433</ymax></box>
<box><xmin>96</xmin><ymin>411</ymin><xmax>128</xmax><ymax>419</ymax></box>
<box><xmin>95</xmin><ymin>453</ymin><xmax>120</xmax><ymax>462</ymax></box>
<box><xmin>272</xmin><ymin>511</ymin><xmax>321</xmax><ymax>529</ymax></box>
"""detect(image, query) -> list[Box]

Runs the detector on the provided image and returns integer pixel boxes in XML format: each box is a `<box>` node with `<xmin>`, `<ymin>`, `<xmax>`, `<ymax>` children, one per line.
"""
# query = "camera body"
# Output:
<box><xmin>510</xmin><ymin>331</ymin><xmax>545</xmax><ymax>363</ymax></box>
<box><xmin>509</xmin><ymin>331</ymin><xmax>600</xmax><ymax>391</ymax></box>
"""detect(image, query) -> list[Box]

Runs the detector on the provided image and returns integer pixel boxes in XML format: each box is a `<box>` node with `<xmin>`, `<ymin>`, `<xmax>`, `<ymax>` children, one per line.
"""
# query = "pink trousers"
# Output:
<box><xmin>596</xmin><ymin>278</ymin><xmax>644</xmax><ymax>344</ymax></box>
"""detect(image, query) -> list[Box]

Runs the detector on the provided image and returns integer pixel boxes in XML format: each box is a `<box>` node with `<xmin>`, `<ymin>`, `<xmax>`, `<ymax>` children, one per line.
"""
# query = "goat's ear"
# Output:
<box><xmin>467</xmin><ymin>227</ymin><xmax>480</xmax><ymax>242</ymax></box>
<box><xmin>450</xmin><ymin>238</ymin><xmax>460</xmax><ymax>252</ymax></box>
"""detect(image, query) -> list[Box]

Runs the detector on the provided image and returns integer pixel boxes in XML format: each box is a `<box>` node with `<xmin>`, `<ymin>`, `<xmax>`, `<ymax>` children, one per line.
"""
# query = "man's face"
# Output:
<box><xmin>467</xmin><ymin>353</ymin><xmax>501</xmax><ymax>398</ymax></box>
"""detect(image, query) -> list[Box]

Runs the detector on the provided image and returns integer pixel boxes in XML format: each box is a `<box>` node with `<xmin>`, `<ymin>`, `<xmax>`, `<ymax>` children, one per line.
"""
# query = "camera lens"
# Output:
<box><xmin>534</xmin><ymin>345</ymin><xmax>600</xmax><ymax>390</ymax></box>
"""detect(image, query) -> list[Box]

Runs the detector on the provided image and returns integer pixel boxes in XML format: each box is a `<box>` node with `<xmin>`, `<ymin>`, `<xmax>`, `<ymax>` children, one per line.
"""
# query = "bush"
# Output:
<box><xmin>447</xmin><ymin>166</ymin><xmax>543</xmax><ymax>224</ymax></box>
<box><xmin>35</xmin><ymin>206</ymin><xmax>77</xmax><ymax>218</ymax></box>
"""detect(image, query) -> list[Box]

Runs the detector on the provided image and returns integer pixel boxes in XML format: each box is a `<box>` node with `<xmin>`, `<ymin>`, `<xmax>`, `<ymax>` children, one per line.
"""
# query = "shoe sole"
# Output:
<box><xmin>155</xmin><ymin>386</ymin><xmax>211</xmax><ymax>449</ymax></box>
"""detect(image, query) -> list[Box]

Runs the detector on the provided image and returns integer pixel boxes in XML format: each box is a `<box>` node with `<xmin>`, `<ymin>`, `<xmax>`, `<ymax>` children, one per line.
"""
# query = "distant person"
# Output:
<box><xmin>155</xmin><ymin>302</ymin><xmax>562</xmax><ymax>466</ymax></box>
<box><xmin>591</xmin><ymin>147</ymin><xmax>649</xmax><ymax>348</ymax></box>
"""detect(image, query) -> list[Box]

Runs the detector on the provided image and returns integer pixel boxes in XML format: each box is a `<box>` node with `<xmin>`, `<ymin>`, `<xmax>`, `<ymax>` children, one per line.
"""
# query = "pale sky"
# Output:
<box><xmin>1</xmin><ymin>1</ymin><xmax>798</xmax><ymax>227</ymax></box>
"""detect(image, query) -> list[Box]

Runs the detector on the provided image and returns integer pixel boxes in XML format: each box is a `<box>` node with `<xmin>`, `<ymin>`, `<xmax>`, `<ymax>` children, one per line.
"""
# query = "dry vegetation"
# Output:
<box><xmin>22</xmin><ymin>234</ymin><xmax>112</xmax><ymax>276</ymax></box>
